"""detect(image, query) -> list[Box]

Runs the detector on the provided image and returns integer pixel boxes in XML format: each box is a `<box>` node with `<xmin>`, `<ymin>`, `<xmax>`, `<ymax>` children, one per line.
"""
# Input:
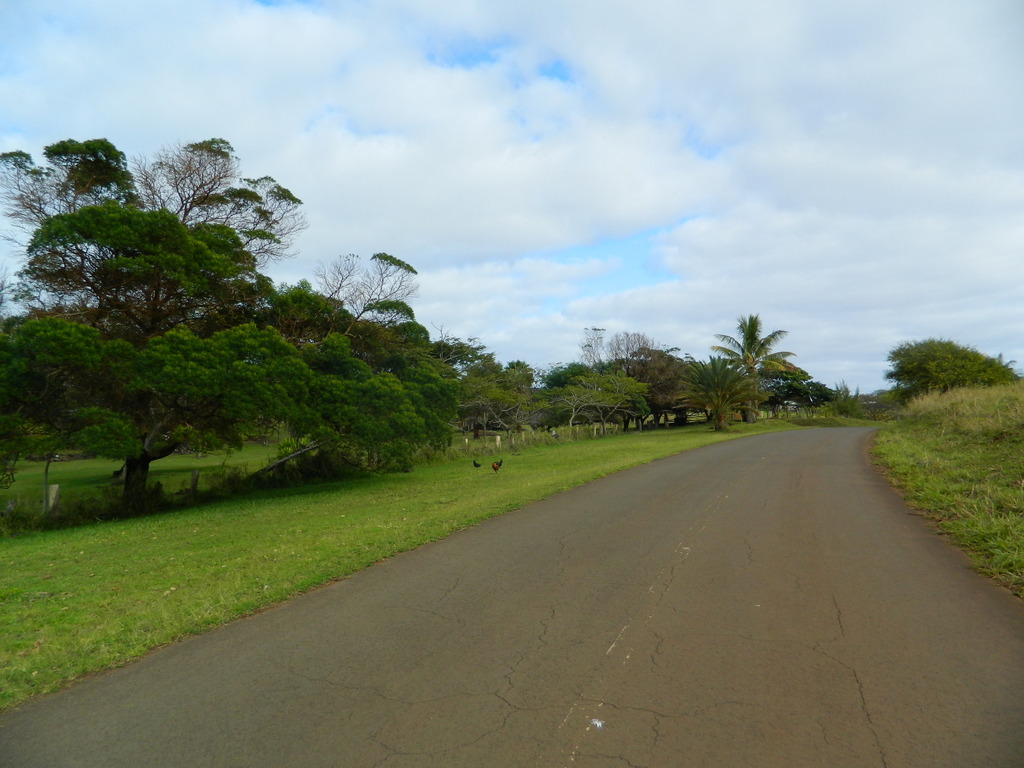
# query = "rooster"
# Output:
<box><xmin>491</xmin><ymin>459</ymin><xmax>503</xmax><ymax>473</ymax></box>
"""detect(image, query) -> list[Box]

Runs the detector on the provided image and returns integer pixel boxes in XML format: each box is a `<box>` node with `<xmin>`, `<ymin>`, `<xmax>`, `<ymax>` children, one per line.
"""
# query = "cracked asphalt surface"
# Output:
<box><xmin>3</xmin><ymin>427</ymin><xmax>1024</xmax><ymax>767</ymax></box>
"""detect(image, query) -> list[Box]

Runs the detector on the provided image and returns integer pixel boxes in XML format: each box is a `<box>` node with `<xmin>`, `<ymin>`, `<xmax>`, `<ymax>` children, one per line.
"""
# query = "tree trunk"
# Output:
<box><xmin>122</xmin><ymin>453</ymin><xmax>152</xmax><ymax>507</ymax></box>
<box><xmin>121</xmin><ymin>441</ymin><xmax>178</xmax><ymax>514</ymax></box>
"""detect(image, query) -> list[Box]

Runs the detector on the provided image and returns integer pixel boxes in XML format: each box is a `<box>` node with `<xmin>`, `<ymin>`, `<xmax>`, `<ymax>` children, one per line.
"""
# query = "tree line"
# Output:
<box><xmin>446</xmin><ymin>315</ymin><xmax>848</xmax><ymax>437</ymax></box>
<box><xmin>0</xmin><ymin>138</ymin><xmax>1017</xmax><ymax>520</ymax></box>
<box><xmin>0</xmin><ymin>138</ymin><xmax>458</xmax><ymax>514</ymax></box>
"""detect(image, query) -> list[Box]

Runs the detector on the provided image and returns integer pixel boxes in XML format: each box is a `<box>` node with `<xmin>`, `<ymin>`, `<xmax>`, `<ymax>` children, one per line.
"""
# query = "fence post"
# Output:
<box><xmin>45</xmin><ymin>484</ymin><xmax>60</xmax><ymax>517</ymax></box>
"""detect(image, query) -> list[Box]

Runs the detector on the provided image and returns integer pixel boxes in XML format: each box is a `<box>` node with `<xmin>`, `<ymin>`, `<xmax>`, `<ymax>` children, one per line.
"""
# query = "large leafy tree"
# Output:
<box><xmin>885</xmin><ymin>338</ymin><xmax>1018</xmax><ymax>403</ymax></box>
<box><xmin>0</xmin><ymin>318</ymin><xmax>311</xmax><ymax>503</ymax></box>
<box><xmin>605</xmin><ymin>331</ymin><xmax>691</xmax><ymax>427</ymax></box>
<box><xmin>711</xmin><ymin>314</ymin><xmax>795</xmax><ymax>422</ymax></box>
<box><xmin>2</xmin><ymin>315</ymin><xmax>456</xmax><ymax>505</ymax></box>
<box><xmin>494</xmin><ymin>361</ymin><xmax>539</xmax><ymax>433</ymax></box>
<box><xmin>0</xmin><ymin>139</ymin><xmax>460</xmax><ymax>513</ymax></box>
<box><xmin>760</xmin><ymin>367</ymin><xmax>834</xmax><ymax>415</ymax></box>
<box><xmin>259</xmin><ymin>258</ymin><xmax>458</xmax><ymax>469</ymax></box>
<box><xmin>542</xmin><ymin>332</ymin><xmax>662</xmax><ymax>431</ymax></box>
<box><xmin>0</xmin><ymin>137</ymin><xmax>305</xmax><ymax>503</ymax></box>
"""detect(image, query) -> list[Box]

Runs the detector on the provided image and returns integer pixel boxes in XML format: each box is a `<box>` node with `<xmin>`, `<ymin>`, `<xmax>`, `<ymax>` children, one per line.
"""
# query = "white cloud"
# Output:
<box><xmin>2</xmin><ymin>0</ymin><xmax>1023</xmax><ymax>392</ymax></box>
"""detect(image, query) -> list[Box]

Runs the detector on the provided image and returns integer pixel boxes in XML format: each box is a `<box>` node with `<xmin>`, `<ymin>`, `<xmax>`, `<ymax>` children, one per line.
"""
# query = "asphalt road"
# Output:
<box><xmin>3</xmin><ymin>427</ymin><xmax>1024</xmax><ymax>767</ymax></box>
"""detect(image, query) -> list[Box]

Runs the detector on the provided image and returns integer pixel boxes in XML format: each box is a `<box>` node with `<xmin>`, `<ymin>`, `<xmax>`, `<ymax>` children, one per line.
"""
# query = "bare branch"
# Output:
<box><xmin>314</xmin><ymin>252</ymin><xmax>419</xmax><ymax>328</ymax></box>
<box><xmin>132</xmin><ymin>140</ymin><xmax>306</xmax><ymax>266</ymax></box>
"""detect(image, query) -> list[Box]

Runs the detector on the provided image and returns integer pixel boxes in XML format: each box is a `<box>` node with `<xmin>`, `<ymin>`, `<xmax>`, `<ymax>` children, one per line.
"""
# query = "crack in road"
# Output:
<box><xmin>831</xmin><ymin>593</ymin><xmax>846</xmax><ymax>638</ymax></box>
<box><xmin>438</xmin><ymin>573</ymin><xmax>462</xmax><ymax>602</ymax></box>
<box><xmin>811</xmin><ymin>642</ymin><xmax>891</xmax><ymax>768</ymax></box>
<box><xmin>369</xmin><ymin>697</ymin><xmax>519</xmax><ymax>767</ymax></box>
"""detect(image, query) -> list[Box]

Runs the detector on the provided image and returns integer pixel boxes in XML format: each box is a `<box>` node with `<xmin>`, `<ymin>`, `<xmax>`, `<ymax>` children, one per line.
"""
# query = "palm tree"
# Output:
<box><xmin>711</xmin><ymin>314</ymin><xmax>795</xmax><ymax>422</ymax></box>
<box><xmin>682</xmin><ymin>357</ymin><xmax>761</xmax><ymax>430</ymax></box>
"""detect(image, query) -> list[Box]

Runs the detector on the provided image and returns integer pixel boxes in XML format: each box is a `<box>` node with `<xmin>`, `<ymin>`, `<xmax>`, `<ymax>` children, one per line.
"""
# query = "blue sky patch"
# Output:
<box><xmin>426</xmin><ymin>36</ymin><xmax>511</xmax><ymax>69</ymax></box>
<box><xmin>682</xmin><ymin>125</ymin><xmax>724</xmax><ymax>160</ymax></box>
<box><xmin>538</xmin><ymin>59</ymin><xmax>572</xmax><ymax>83</ymax></box>
<box><xmin>536</xmin><ymin>228</ymin><xmax>677</xmax><ymax>299</ymax></box>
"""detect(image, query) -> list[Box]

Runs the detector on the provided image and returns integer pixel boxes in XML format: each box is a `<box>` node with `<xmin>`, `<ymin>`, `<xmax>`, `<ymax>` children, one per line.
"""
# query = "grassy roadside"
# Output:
<box><xmin>0</xmin><ymin>420</ymin><xmax>796</xmax><ymax>713</ymax></box>
<box><xmin>872</xmin><ymin>382</ymin><xmax>1024</xmax><ymax>596</ymax></box>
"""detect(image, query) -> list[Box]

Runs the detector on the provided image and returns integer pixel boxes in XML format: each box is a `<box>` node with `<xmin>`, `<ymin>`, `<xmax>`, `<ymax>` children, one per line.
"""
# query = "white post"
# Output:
<box><xmin>46</xmin><ymin>485</ymin><xmax>60</xmax><ymax>517</ymax></box>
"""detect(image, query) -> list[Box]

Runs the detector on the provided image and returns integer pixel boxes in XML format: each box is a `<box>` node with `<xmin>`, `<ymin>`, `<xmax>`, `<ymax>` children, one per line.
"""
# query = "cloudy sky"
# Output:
<box><xmin>2</xmin><ymin>0</ymin><xmax>1022</xmax><ymax>392</ymax></box>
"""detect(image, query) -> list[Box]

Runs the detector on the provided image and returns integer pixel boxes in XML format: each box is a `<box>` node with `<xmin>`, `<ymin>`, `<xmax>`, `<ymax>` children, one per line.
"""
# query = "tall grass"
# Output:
<box><xmin>0</xmin><ymin>420</ymin><xmax>795</xmax><ymax>713</ymax></box>
<box><xmin>873</xmin><ymin>381</ymin><xmax>1024</xmax><ymax>594</ymax></box>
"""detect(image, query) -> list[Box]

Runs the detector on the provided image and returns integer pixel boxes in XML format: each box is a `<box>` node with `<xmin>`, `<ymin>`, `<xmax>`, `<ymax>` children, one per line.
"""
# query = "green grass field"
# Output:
<box><xmin>0</xmin><ymin>420</ymin><xmax>796</xmax><ymax>713</ymax></box>
<box><xmin>0</xmin><ymin>444</ymin><xmax>280</xmax><ymax>511</ymax></box>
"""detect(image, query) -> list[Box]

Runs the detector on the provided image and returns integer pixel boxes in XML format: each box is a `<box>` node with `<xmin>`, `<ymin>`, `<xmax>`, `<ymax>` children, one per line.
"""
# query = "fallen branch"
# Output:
<box><xmin>248</xmin><ymin>440</ymin><xmax>322</xmax><ymax>477</ymax></box>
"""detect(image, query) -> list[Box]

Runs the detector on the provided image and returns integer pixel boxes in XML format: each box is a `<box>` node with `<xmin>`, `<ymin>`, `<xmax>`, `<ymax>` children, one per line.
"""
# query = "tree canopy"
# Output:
<box><xmin>885</xmin><ymin>338</ymin><xmax>1018</xmax><ymax>403</ymax></box>
<box><xmin>1</xmin><ymin>138</ymin><xmax>305</xmax><ymax>266</ymax></box>
<box><xmin>21</xmin><ymin>202</ymin><xmax>271</xmax><ymax>345</ymax></box>
<box><xmin>760</xmin><ymin>367</ymin><xmax>834</xmax><ymax>415</ymax></box>
<box><xmin>711</xmin><ymin>314</ymin><xmax>794</xmax><ymax>375</ymax></box>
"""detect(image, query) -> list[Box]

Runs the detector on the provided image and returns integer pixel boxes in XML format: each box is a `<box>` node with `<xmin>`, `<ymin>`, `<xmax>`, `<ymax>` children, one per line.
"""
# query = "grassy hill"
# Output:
<box><xmin>872</xmin><ymin>381</ymin><xmax>1024</xmax><ymax>596</ymax></box>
